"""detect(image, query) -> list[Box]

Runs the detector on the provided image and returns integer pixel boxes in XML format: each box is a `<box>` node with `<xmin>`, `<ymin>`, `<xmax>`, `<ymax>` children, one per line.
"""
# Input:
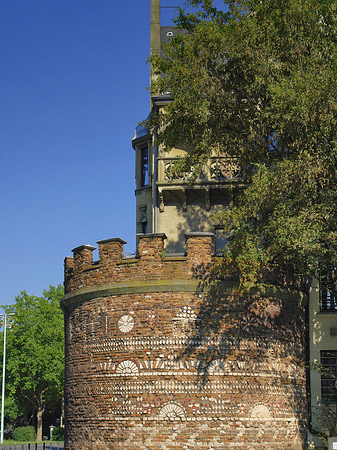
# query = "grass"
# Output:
<box><xmin>0</xmin><ymin>441</ymin><xmax>36</xmax><ymax>445</ymax></box>
<box><xmin>0</xmin><ymin>441</ymin><xmax>39</xmax><ymax>445</ymax></box>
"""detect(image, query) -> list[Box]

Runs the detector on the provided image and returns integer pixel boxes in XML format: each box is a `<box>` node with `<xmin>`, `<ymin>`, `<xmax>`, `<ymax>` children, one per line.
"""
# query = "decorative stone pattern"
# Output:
<box><xmin>62</xmin><ymin>234</ymin><xmax>307</xmax><ymax>450</ymax></box>
<box><xmin>117</xmin><ymin>315</ymin><xmax>135</xmax><ymax>334</ymax></box>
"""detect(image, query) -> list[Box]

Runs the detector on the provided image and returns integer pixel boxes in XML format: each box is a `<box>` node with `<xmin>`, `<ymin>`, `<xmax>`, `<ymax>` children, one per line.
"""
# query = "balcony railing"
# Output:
<box><xmin>320</xmin><ymin>266</ymin><xmax>337</xmax><ymax>312</ymax></box>
<box><xmin>210</xmin><ymin>158</ymin><xmax>241</xmax><ymax>180</ymax></box>
<box><xmin>158</xmin><ymin>156</ymin><xmax>242</xmax><ymax>184</ymax></box>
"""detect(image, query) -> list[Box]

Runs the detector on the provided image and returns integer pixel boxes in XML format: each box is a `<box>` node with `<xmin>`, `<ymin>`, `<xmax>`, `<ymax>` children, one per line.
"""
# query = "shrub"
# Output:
<box><xmin>13</xmin><ymin>425</ymin><xmax>36</xmax><ymax>441</ymax></box>
<box><xmin>51</xmin><ymin>426</ymin><xmax>64</xmax><ymax>441</ymax></box>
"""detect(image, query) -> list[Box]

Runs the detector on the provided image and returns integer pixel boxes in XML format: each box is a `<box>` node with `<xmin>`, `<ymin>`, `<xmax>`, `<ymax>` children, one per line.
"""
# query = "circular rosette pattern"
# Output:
<box><xmin>207</xmin><ymin>359</ymin><xmax>228</xmax><ymax>375</ymax></box>
<box><xmin>250</xmin><ymin>404</ymin><xmax>272</xmax><ymax>419</ymax></box>
<box><xmin>115</xmin><ymin>360</ymin><xmax>139</xmax><ymax>376</ymax></box>
<box><xmin>117</xmin><ymin>314</ymin><xmax>135</xmax><ymax>333</ymax></box>
<box><xmin>158</xmin><ymin>402</ymin><xmax>186</xmax><ymax>421</ymax></box>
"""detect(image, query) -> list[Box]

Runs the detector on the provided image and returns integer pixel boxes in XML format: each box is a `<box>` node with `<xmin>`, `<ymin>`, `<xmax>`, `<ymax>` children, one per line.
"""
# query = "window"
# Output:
<box><xmin>320</xmin><ymin>266</ymin><xmax>337</xmax><ymax>311</ymax></box>
<box><xmin>141</xmin><ymin>222</ymin><xmax>148</xmax><ymax>234</ymax></box>
<box><xmin>140</xmin><ymin>146</ymin><xmax>148</xmax><ymax>187</ymax></box>
<box><xmin>320</xmin><ymin>351</ymin><xmax>337</xmax><ymax>402</ymax></box>
<box><xmin>215</xmin><ymin>228</ymin><xmax>228</xmax><ymax>256</ymax></box>
<box><xmin>139</xmin><ymin>206</ymin><xmax>148</xmax><ymax>234</ymax></box>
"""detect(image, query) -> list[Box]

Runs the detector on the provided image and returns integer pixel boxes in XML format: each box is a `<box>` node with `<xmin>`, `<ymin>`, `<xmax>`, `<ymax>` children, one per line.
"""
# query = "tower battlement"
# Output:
<box><xmin>64</xmin><ymin>232</ymin><xmax>214</xmax><ymax>295</ymax></box>
<box><xmin>62</xmin><ymin>230</ymin><xmax>306</xmax><ymax>450</ymax></box>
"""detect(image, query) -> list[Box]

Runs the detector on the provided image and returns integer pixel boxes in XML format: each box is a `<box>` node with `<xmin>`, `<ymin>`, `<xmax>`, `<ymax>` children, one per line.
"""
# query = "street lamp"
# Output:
<box><xmin>0</xmin><ymin>313</ymin><xmax>14</xmax><ymax>444</ymax></box>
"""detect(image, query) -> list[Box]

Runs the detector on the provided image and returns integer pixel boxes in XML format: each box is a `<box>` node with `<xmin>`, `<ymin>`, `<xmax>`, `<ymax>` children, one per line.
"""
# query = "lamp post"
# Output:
<box><xmin>0</xmin><ymin>313</ymin><xmax>14</xmax><ymax>444</ymax></box>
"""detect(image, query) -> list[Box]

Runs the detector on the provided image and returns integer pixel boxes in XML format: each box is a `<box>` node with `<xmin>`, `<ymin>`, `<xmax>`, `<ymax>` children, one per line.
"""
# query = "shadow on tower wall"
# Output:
<box><xmin>176</xmin><ymin>260</ymin><xmax>308</xmax><ymax>444</ymax></box>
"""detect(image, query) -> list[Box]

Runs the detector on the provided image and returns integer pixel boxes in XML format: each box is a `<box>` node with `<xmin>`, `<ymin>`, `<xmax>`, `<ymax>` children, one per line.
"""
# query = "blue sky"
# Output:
<box><xmin>0</xmin><ymin>0</ymin><xmax>225</xmax><ymax>305</ymax></box>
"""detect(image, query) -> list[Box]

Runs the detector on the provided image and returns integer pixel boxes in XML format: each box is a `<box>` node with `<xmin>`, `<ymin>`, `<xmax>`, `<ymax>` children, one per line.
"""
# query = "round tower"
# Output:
<box><xmin>62</xmin><ymin>233</ymin><xmax>307</xmax><ymax>450</ymax></box>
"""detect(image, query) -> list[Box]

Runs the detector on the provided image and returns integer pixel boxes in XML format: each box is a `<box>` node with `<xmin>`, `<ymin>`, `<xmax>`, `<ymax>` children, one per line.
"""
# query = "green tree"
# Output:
<box><xmin>4</xmin><ymin>285</ymin><xmax>64</xmax><ymax>441</ymax></box>
<box><xmin>150</xmin><ymin>0</ymin><xmax>337</xmax><ymax>286</ymax></box>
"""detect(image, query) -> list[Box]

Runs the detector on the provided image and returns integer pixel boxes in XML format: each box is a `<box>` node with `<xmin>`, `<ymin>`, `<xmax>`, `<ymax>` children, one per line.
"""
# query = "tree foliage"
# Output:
<box><xmin>4</xmin><ymin>285</ymin><xmax>64</xmax><ymax>441</ymax></box>
<box><xmin>150</xmin><ymin>0</ymin><xmax>337</xmax><ymax>285</ymax></box>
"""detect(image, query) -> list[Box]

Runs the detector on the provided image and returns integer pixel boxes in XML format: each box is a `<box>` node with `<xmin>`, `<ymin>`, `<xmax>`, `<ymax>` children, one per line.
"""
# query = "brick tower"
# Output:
<box><xmin>62</xmin><ymin>1</ymin><xmax>308</xmax><ymax>449</ymax></box>
<box><xmin>62</xmin><ymin>234</ymin><xmax>307</xmax><ymax>450</ymax></box>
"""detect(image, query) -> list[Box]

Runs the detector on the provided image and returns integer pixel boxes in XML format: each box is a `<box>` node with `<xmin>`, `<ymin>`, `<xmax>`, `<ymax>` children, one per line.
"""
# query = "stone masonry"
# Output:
<box><xmin>62</xmin><ymin>233</ymin><xmax>307</xmax><ymax>450</ymax></box>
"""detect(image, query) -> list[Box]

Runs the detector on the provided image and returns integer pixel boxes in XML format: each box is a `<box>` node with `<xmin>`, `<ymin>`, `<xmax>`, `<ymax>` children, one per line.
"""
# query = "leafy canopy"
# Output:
<box><xmin>150</xmin><ymin>0</ymin><xmax>337</xmax><ymax>284</ymax></box>
<box><xmin>4</xmin><ymin>285</ymin><xmax>64</xmax><ymax>439</ymax></box>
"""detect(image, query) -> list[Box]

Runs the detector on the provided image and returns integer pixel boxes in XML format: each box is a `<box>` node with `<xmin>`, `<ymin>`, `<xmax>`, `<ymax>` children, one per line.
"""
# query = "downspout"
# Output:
<box><xmin>153</xmin><ymin>103</ymin><xmax>158</xmax><ymax>233</ymax></box>
<box><xmin>150</xmin><ymin>0</ymin><xmax>160</xmax><ymax>234</ymax></box>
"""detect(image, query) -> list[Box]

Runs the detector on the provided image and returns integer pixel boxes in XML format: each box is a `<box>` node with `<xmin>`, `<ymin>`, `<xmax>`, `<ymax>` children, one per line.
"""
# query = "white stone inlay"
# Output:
<box><xmin>250</xmin><ymin>404</ymin><xmax>272</xmax><ymax>419</ymax></box>
<box><xmin>118</xmin><ymin>315</ymin><xmax>135</xmax><ymax>333</ymax></box>
<box><xmin>116</xmin><ymin>360</ymin><xmax>139</xmax><ymax>376</ymax></box>
<box><xmin>158</xmin><ymin>402</ymin><xmax>186</xmax><ymax>421</ymax></box>
<box><xmin>175</xmin><ymin>306</ymin><xmax>197</xmax><ymax>321</ymax></box>
<box><xmin>207</xmin><ymin>359</ymin><xmax>229</xmax><ymax>375</ymax></box>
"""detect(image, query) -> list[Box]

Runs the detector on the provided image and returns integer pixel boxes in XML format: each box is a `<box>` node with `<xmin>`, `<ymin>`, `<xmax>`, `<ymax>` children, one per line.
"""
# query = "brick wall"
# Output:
<box><xmin>62</xmin><ymin>233</ymin><xmax>307</xmax><ymax>450</ymax></box>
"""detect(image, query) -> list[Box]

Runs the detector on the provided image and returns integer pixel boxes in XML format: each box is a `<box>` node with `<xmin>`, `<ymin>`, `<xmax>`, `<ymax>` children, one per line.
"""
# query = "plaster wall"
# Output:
<box><xmin>309</xmin><ymin>280</ymin><xmax>337</xmax><ymax>440</ymax></box>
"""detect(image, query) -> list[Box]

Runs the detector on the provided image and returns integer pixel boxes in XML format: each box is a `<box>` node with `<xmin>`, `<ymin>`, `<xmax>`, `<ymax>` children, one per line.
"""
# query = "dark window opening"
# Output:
<box><xmin>141</xmin><ymin>222</ymin><xmax>148</xmax><ymax>234</ymax></box>
<box><xmin>215</xmin><ymin>228</ymin><xmax>227</xmax><ymax>256</ymax></box>
<box><xmin>320</xmin><ymin>266</ymin><xmax>337</xmax><ymax>311</ymax></box>
<box><xmin>140</xmin><ymin>147</ymin><xmax>148</xmax><ymax>187</ymax></box>
<box><xmin>320</xmin><ymin>350</ymin><xmax>337</xmax><ymax>402</ymax></box>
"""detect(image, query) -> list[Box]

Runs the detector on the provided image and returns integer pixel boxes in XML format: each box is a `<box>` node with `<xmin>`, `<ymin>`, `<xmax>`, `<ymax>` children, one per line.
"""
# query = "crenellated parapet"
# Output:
<box><xmin>63</xmin><ymin>231</ymin><xmax>308</xmax><ymax>450</ymax></box>
<box><xmin>64</xmin><ymin>232</ymin><xmax>214</xmax><ymax>295</ymax></box>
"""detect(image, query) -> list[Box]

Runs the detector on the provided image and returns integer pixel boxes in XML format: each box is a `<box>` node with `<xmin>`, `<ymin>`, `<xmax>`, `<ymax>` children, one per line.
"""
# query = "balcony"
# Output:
<box><xmin>320</xmin><ymin>266</ymin><xmax>337</xmax><ymax>312</ymax></box>
<box><xmin>157</xmin><ymin>156</ymin><xmax>243</xmax><ymax>185</ymax></box>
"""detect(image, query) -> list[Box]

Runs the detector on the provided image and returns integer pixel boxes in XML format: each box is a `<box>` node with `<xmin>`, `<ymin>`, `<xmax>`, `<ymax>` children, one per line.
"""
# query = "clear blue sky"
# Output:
<box><xmin>0</xmin><ymin>0</ymin><xmax>225</xmax><ymax>305</ymax></box>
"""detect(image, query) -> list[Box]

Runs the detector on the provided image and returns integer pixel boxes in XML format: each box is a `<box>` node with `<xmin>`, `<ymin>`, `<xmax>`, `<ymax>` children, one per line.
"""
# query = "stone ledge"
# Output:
<box><xmin>96</xmin><ymin>237</ymin><xmax>127</xmax><ymax>245</ymax></box>
<box><xmin>117</xmin><ymin>258</ymin><xmax>139</xmax><ymax>265</ymax></box>
<box><xmin>61</xmin><ymin>279</ymin><xmax>201</xmax><ymax>309</ymax></box>
<box><xmin>162</xmin><ymin>256</ymin><xmax>187</xmax><ymax>262</ymax></box>
<box><xmin>61</xmin><ymin>278</ymin><xmax>306</xmax><ymax>310</ymax></box>
<box><xmin>82</xmin><ymin>264</ymin><xmax>100</xmax><ymax>272</ymax></box>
